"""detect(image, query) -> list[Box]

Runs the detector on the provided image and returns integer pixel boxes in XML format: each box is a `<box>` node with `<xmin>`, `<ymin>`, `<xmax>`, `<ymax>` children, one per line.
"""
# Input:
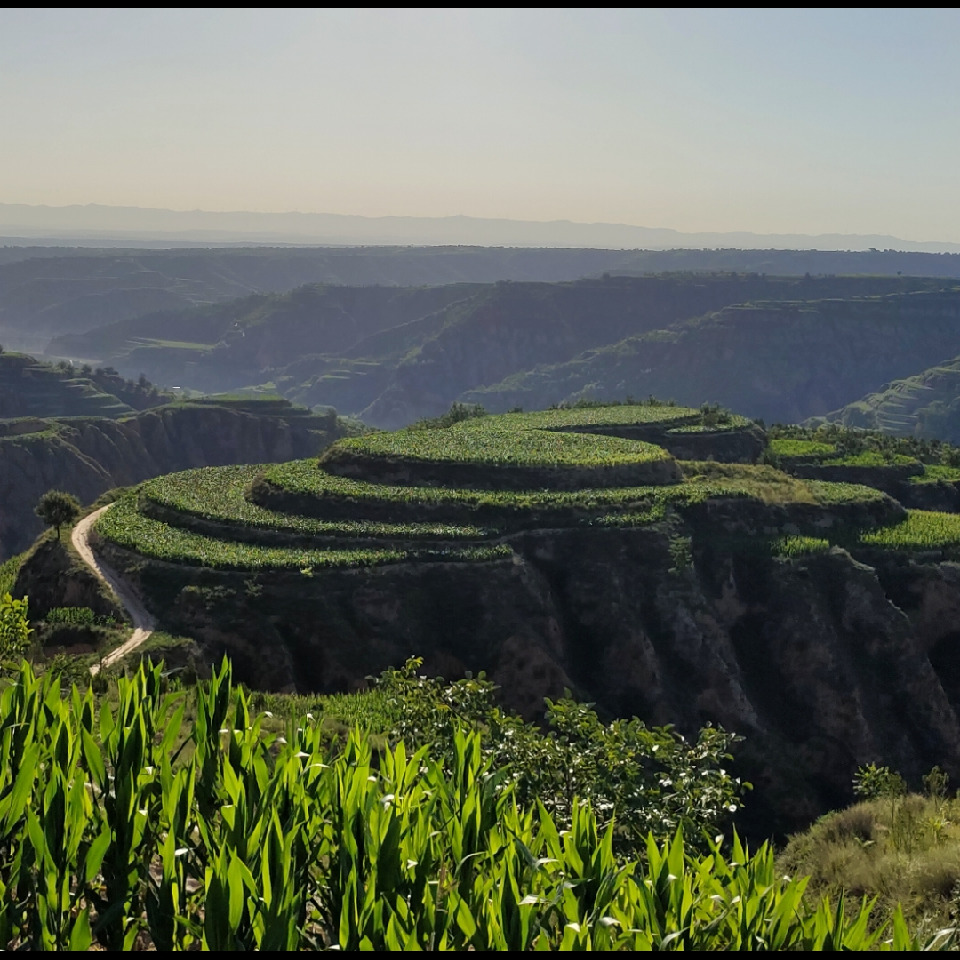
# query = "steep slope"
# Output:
<box><xmin>47</xmin><ymin>274</ymin><xmax>942</xmax><ymax>425</ymax></box>
<box><xmin>359</xmin><ymin>276</ymin><xmax>939</xmax><ymax>428</ymax></box>
<box><xmin>0</xmin><ymin>246</ymin><xmax>655</xmax><ymax>353</ymax></box>
<box><xmin>49</xmin><ymin>283</ymin><xmax>485</xmax><ymax>395</ymax></box>
<box><xmin>460</xmin><ymin>289</ymin><xmax>960</xmax><ymax>425</ymax></box>
<box><xmin>0</xmin><ymin>398</ymin><xmax>355</xmax><ymax>560</ymax></box>
<box><xmin>0</xmin><ymin>351</ymin><xmax>167</xmax><ymax>418</ymax></box>
<box><xmin>68</xmin><ymin>403</ymin><xmax>960</xmax><ymax>835</ymax></box>
<box><xmin>816</xmin><ymin>356</ymin><xmax>960</xmax><ymax>442</ymax></box>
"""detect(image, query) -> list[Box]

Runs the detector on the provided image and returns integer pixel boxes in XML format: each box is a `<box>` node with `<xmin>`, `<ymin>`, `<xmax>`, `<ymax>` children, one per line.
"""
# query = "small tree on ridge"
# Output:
<box><xmin>35</xmin><ymin>490</ymin><xmax>82</xmax><ymax>540</ymax></box>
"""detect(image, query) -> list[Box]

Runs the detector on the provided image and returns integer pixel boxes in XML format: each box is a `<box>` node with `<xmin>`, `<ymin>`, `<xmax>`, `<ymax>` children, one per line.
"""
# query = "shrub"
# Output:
<box><xmin>0</xmin><ymin>593</ymin><xmax>30</xmax><ymax>660</ymax></box>
<box><xmin>373</xmin><ymin>658</ymin><xmax>747</xmax><ymax>855</ymax></box>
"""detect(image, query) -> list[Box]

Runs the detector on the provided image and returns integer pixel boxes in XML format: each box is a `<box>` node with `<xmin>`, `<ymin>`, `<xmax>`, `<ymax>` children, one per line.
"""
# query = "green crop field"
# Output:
<box><xmin>804</xmin><ymin>479</ymin><xmax>891</xmax><ymax>505</ymax></box>
<box><xmin>857</xmin><ymin>510</ymin><xmax>960</xmax><ymax>552</ymax></box>
<box><xmin>769</xmin><ymin>438</ymin><xmax>838</xmax><ymax>459</ymax></box>
<box><xmin>772</xmin><ymin>535</ymin><xmax>832</xmax><ymax>557</ymax></box>
<box><xmin>326</xmin><ymin>425</ymin><xmax>673</xmax><ymax>469</ymax></box>
<box><xmin>911</xmin><ymin>463</ymin><xmax>960</xmax><ymax>483</ymax></box>
<box><xmin>95</xmin><ymin>496</ymin><xmax>512</xmax><ymax>570</ymax></box>
<box><xmin>261</xmin><ymin>458</ymin><xmax>885</xmax><ymax>516</ymax></box>
<box><xmin>471</xmin><ymin>404</ymin><xmax>725</xmax><ymax>429</ymax></box>
<box><xmin>317</xmin><ymin>404</ymin><xmax>766</xmax><ymax>487</ymax></box>
<box><xmin>92</xmin><ymin>404</ymin><xmax>906</xmax><ymax>584</ymax></box>
<box><xmin>139</xmin><ymin>466</ymin><xmax>496</xmax><ymax>540</ymax></box>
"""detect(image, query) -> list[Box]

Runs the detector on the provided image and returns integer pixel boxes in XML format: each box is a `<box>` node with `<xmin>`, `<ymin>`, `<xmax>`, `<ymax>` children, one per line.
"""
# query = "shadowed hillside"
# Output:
<box><xmin>0</xmin><ymin>350</ymin><xmax>169</xmax><ymax>418</ymax></box>
<box><xmin>815</xmin><ymin>356</ymin><xmax>960</xmax><ymax>443</ymax></box>
<box><xmin>49</xmin><ymin>274</ymin><xmax>944</xmax><ymax>428</ymax></box>
<box><xmin>0</xmin><ymin>395</ymin><xmax>359</xmax><ymax>560</ymax></box>
<box><xmin>461</xmin><ymin>287</ymin><xmax>960</xmax><ymax>424</ymax></box>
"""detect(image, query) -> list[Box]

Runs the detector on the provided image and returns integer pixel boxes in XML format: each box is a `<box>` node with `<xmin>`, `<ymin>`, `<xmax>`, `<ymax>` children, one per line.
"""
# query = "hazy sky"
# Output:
<box><xmin>3</xmin><ymin>8</ymin><xmax>960</xmax><ymax>240</ymax></box>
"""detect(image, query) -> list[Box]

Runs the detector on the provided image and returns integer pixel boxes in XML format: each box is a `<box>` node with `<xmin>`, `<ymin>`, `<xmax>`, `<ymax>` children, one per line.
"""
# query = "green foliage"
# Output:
<box><xmin>805</xmin><ymin>479</ymin><xmax>890</xmax><ymax>505</ymax></box>
<box><xmin>34</xmin><ymin>489</ymin><xmax>82</xmax><ymax>540</ymax></box>
<box><xmin>773</xmin><ymin>535</ymin><xmax>832</xmax><ymax>557</ymax></box>
<box><xmin>0</xmin><ymin>657</ymin><xmax>939</xmax><ymax>951</ymax></box>
<box><xmin>853</xmin><ymin>764</ymin><xmax>907</xmax><ymax>802</ymax></box>
<box><xmin>247</xmin><ymin>686</ymin><xmax>401</xmax><ymax>734</ymax></box>
<box><xmin>770</xmin><ymin>422</ymin><xmax>955</xmax><ymax>467</ymax></box>
<box><xmin>96</xmin><ymin>496</ymin><xmax>512</xmax><ymax>570</ymax></box>
<box><xmin>260</xmin><ymin>458</ymin><xmax>870</xmax><ymax>526</ymax></box>
<box><xmin>140</xmin><ymin>464</ymin><xmax>493</xmax><ymax>540</ymax></box>
<box><xmin>373</xmin><ymin>658</ymin><xmax>746</xmax><ymax>855</ymax></box>
<box><xmin>698</xmin><ymin>402</ymin><xmax>733</xmax><ymax>427</ymax></box>
<box><xmin>923</xmin><ymin>766</ymin><xmax>950</xmax><ymax>809</ymax></box>
<box><xmin>769</xmin><ymin>437</ymin><xmax>839</xmax><ymax>460</ymax></box>
<box><xmin>44</xmin><ymin>607</ymin><xmax>115</xmax><ymax>628</ymax></box>
<box><xmin>411</xmin><ymin>401</ymin><xmax>488</xmax><ymax>430</ymax></box>
<box><xmin>857</xmin><ymin>510</ymin><xmax>960</xmax><ymax>554</ymax></box>
<box><xmin>0</xmin><ymin>553</ymin><xmax>25</xmax><ymax>598</ymax></box>
<box><xmin>325</xmin><ymin>417</ymin><xmax>674</xmax><ymax>478</ymax></box>
<box><xmin>0</xmin><ymin>594</ymin><xmax>30</xmax><ymax>660</ymax></box>
<box><xmin>668</xmin><ymin>535</ymin><xmax>693</xmax><ymax>573</ymax></box>
<box><xmin>913</xmin><ymin>463</ymin><xmax>960</xmax><ymax>484</ymax></box>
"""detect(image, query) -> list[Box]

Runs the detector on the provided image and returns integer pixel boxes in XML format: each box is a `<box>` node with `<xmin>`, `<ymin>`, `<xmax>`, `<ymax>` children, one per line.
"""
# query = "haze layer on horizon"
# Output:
<box><xmin>3</xmin><ymin>8</ymin><xmax>959</xmax><ymax>245</ymax></box>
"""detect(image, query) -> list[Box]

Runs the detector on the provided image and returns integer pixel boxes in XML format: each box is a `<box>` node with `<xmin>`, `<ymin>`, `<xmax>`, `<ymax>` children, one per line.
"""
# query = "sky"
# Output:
<box><xmin>3</xmin><ymin>8</ymin><xmax>960</xmax><ymax>241</ymax></box>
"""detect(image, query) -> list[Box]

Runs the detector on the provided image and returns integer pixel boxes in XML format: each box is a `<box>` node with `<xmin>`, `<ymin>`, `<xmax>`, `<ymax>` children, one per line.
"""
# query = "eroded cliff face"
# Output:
<box><xmin>0</xmin><ymin>405</ymin><xmax>347</xmax><ymax>560</ymax></box>
<box><xmin>84</xmin><ymin>517</ymin><xmax>960</xmax><ymax>837</ymax></box>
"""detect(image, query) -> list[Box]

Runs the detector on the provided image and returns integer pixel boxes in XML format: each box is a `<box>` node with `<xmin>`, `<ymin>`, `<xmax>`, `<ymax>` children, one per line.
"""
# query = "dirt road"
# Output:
<box><xmin>71</xmin><ymin>505</ymin><xmax>156</xmax><ymax>675</ymax></box>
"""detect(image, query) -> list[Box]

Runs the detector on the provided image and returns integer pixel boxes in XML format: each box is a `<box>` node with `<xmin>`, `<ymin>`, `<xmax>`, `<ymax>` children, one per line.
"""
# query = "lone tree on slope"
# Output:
<box><xmin>35</xmin><ymin>490</ymin><xmax>82</xmax><ymax>540</ymax></box>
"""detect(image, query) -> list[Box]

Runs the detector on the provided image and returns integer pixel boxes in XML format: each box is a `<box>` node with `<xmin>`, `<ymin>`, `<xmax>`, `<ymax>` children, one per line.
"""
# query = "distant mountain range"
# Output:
<box><xmin>2</xmin><ymin>202</ymin><xmax>959</xmax><ymax>252</ymax></box>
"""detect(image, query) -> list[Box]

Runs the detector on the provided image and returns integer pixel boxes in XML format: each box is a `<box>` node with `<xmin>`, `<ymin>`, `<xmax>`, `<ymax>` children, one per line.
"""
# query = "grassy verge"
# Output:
<box><xmin>779</xmin><ymin>791</ymin><xmax>960</xmax><ymax>934</ymax></box>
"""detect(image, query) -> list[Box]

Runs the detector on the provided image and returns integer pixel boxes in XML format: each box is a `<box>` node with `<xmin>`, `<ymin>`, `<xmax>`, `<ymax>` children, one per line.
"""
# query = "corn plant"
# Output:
<box><xmin>0</xmin><ymin>657</ymin><xmax>950</xmax><ymax>950</ymax></box>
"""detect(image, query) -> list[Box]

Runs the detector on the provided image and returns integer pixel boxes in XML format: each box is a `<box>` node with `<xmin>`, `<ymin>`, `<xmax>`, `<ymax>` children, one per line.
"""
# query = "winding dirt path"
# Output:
<box><xmin>71</xmin><ymin>505</ymin><xmax>156</xmax><ymax>675</ymax></box>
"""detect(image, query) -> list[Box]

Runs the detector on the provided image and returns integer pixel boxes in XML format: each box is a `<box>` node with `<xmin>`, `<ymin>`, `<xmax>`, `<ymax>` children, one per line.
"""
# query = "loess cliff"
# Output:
<box><xmin>0</xmin><ymin>401</ymin><xmax>353</xmax><ymax>560</ymax></box>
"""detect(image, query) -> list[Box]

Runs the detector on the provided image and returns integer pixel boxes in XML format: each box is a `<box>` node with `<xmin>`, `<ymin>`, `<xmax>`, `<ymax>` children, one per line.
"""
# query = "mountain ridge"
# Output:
<box><xmin>4</xmin><ymin>202</ymin><xmax>960</xmax><ymax>252</ymax></box>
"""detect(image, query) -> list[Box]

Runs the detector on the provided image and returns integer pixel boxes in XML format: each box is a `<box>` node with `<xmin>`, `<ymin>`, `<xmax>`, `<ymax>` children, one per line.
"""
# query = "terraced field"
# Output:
<box><xmin>93</xmin><ymin>405</ymin><xmax>910</xmax><ymax>575</ymax></box>
<box><xmin>96</xmin><ymin>497</ymin><xmax>511</xmax><ymax>570</ymax></box>
<box><xmin>0</xmin><ymin>354</ymin><xmax>134</xmax><ymax>418</ymax></box>
<box><xmin>770</xmin><ymin>437</ymin><xmax>920</xmax><ymax>469</ymax></box>
<box><xmin>857</xmin><ymin>510</ymin><xmax>960</xmax><ymax>555</ymax></box>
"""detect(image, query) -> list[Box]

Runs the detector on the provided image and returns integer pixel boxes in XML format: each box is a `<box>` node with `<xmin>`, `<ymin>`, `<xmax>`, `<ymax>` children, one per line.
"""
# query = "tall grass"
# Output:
<box><xmin>780</xmin><ymin>793</ymin><xmax>960</xmax><ymax>935</ymax></box>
